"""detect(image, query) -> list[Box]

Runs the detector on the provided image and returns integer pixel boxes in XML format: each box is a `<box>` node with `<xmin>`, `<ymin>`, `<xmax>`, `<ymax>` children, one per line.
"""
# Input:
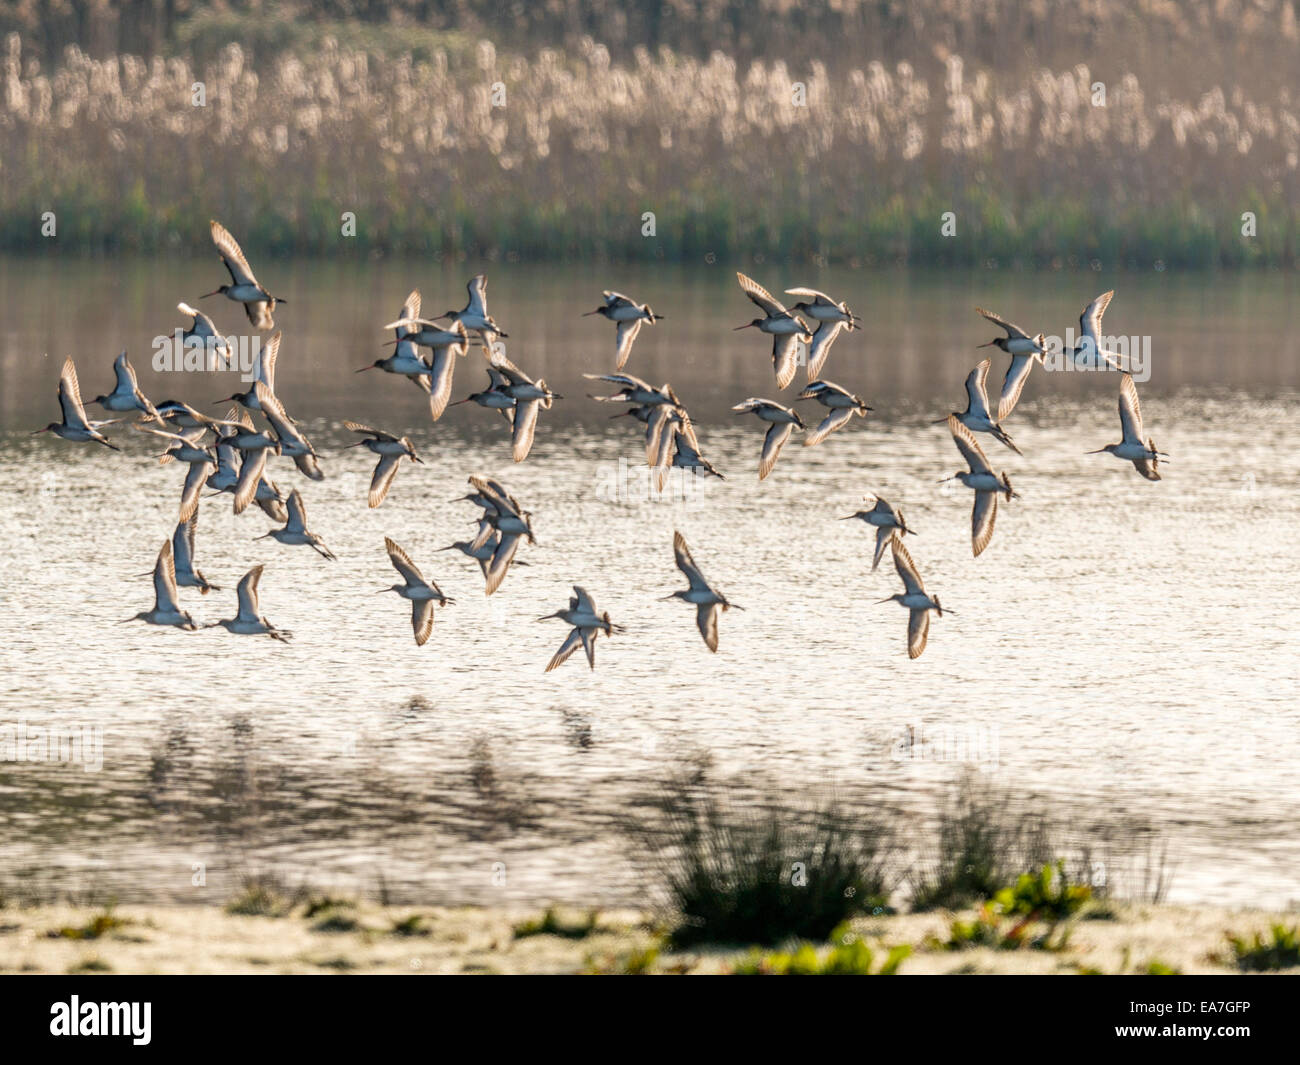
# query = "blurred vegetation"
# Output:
<box><xmin>0</xmin><ymin>2</ymin><xmax>1297</xmax><ymax>263</ymax></box>
<box><xmin>634</xmin><ymin>764</ymin><xmax>897</xmax><ymax>948</ymax></box>
<box><xmin>1226</xmin><ymin>923</ymin><xmax>1300</xmax><ymax>971</ymax></box>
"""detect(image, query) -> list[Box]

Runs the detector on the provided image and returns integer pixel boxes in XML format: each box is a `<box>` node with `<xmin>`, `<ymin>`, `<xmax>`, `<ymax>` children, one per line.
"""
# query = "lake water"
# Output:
<box><xmin>1</xmin><ymin>257</ymin><xmax>1298</xmax><ymax>910</ymax></box>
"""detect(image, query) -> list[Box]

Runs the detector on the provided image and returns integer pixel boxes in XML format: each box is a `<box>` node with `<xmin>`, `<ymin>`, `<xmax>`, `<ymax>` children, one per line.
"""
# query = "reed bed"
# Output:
<box><xmin>1</xmin><ymin>19</ymin><xmax>1297</xmax><ymax>263</ymax></box>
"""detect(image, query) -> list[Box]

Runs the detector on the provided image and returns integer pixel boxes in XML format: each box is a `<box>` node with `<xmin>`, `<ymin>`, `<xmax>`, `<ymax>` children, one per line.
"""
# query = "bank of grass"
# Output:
<box><xmin>1</xmin><ymin>20</ymin><xmax>1297</xmax><ymax>265</ymax></box>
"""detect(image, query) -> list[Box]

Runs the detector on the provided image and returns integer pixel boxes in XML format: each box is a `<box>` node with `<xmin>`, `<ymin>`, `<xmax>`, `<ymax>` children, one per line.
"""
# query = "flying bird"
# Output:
<box><xmin>1067</xmin><ymin>290</ymin><xmax>1127</xmax><ymax>371</ymax></box>
<box><xmin>941</xmin><ymin>360</ymin><xmax>1022</xmax><ymax>455</ymax></box>
<box><xmin>207</xmin><ymin>565</ymin><xmax>292</xmax><ymax>641</ymax></box>
<box><xmin>840</xmin><ymin>496</ymin><xmax>915</xmax><ymax>571</ymax></box>
<box><xmin>380</xmin><ymin>537</ymin><xmax>454</xmax><ymax>646</ymax></box>
<box><xmin>216</xmin><ymin>331</ymin><xmax>280</xmax><ymax>411</ymax></box>
<box><xmin>734</xmin><ymin>272</ymin><xmax>812</xmax><ymax>390</ymax></box>
<box><xmin>583</xmin><ymin>291</ymin><xmax>662</xmax><ymax>369</ymax></box>
<box><xmin>877</xmin><ymin>537</ymin><xmax>945</xmax><ymax>660</ymax></box>
<box><xmin>436</xmin><ymin>274</ymin><xmax>507</xmax><ymax>354</ymax></box>
<box><xmin>123</xmin><ymin>540</ymin><xmax>197</xmax><ymax>630</ymax></box>
<box><xmin>538</xmin><ymin>587</ymin><xmax>623</xmax><ymax>672</ymax></box>
<box><xmin>662</xmin><ymin>531</ymin><xmax>741</xmax><ymax>652</ymax></box>
<box><xmin>1087</xmin><ymin>373</ymin><xmax>1168</xmax><ymax>481</ymax></box>
<box><xmin>88</xmin><ymin>352</ymin><xmax>159</xmax><ymax>420</ymax></box>
<box><xmin>170</xmin><ymin>510</ymin><xmax>220</xmax><ymax>594</ymax></box>
<box><xmin>942</xmin><ymin>414</ymin><xmax>1019</xmax><ymax>557</ymax></box>
<box><xmin>256</xmin><ymin>488</ymin><xmax>336</xmax><ymax>560</ymax></box>
<box><xmin>177</xmin><ymin>301</ymin><xmax>231</xmax><ymax>361</ymax></box>
<box><xmin>203</xmin><ymin>220</ymin><xmax>285</xmax><ymax>329</ymax></box>
<box><xmin>974</xmin><ymin>306</ymin><xmax>1048</xmax><ymax>421</ymax></box>
<box><xmin>784</xmin><ymin>288</ymin><xmax>859</xmax><ymax>380</ymax></box>
<box><xmin>463</xmin><ymin>475</ymin><xmax>535</xmax><ymax>595</ymax></box>
<box><xmin>731</xmin><ymin>398</ymin><xmax>806</xmax><ymax>480</ymax></box>
<box><xmin>256</xmin><ymin>382</ymin><xmax>323</xmax><ymax>481</ymax></box>
<box><xmin>798</xmin><ymin>379</ymin><xmax>872</xmax><ymax>446</ymax></box>
<box><xmin>491</xmin><ymin>355</ymin><xmax>560</xmax><ymax>462</ymax></box>
<box><xmin>343</xmin><ymin>421</ymin><xmax>424</xmax><ymax>507</ymax></box>
<box><xmin>33</xmin><ymin>356</ymin><xmax>120</xmax><ymax>450</ymax></box>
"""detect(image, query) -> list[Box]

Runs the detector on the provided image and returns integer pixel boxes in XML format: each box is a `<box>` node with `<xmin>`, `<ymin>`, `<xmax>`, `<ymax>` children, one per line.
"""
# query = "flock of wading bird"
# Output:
<box><xmin>32</xmin><ymin>222</ymin><xmax>1169</xmax><ymax>663</ymax></box>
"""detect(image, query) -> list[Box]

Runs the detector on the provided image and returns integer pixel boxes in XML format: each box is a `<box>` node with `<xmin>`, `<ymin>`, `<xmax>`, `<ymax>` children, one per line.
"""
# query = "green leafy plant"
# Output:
<box><xmin>1227</xmin><ymin>925</ymin><xmax>1300</xmax><ymax>971</ymax></box>
<box><xmin>730</xmin><ymin>927</ymin><xmax>910</xmax><ymax>975</ymax></box>
<box><xmin>992</xmin><ymin>862</ymin><xmax>1092</xmax><ymax>921</ymax></box>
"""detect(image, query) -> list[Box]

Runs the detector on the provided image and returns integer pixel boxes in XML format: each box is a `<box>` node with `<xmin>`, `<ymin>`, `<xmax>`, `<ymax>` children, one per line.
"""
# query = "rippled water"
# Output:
<box><xmin>1</xmin><ymin>258</ymin><xmax>1298</xmax><ymax>909</ymax></box>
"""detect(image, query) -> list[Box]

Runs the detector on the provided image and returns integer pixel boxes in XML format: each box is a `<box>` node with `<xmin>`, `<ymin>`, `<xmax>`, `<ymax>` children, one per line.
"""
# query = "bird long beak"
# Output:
<box><xmin>30</xmin><ymin>427</ymin><xmax>49</xmax><ymax>435</ymax></box>
<box><xmin>355</xmin><ymin>364</ymin><xmax>376</xmax><ymax>373</ymax></box>
<box><xmin>873</xmin><ymin>597</ymin><xmax>893</xmax><ymax>605</ymax></box>
<box><xmin>976</xmin><ymin>340</ymin><xmax>995</xmax><ymax>348</ymax></box>
<box><xmin>199</xmin><ymin>289</ymin><xmax>221</xmax><ymax>299</ymax></box>
<box><xmin>581</xmin><ymin>310</ymin><xmax>601</xmax><ymax>317</ymax></box>
<box><xmin>733</xmin><ymin>323</ymin><xmax>756</xmax><ymax>331</ymax></box>
<box><xmin>1084</xmin><ymin>448</ymin><xmax>1107</xmax><ymax>454</ymax></box>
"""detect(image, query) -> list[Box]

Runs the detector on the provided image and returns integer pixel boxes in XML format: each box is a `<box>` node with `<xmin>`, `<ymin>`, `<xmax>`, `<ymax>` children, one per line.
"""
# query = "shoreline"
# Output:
<box><xmin>2</xmin><ymin>901</ymin><xmax>1296</xmax><ymax>975</ymax></box>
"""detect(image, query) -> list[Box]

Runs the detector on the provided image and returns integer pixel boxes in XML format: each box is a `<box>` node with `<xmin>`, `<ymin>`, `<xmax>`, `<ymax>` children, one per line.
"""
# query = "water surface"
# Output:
<box><xmin>1</xmin><ymin>259</ymin><xmax>1298</xmax><ymax>909</ymax></box>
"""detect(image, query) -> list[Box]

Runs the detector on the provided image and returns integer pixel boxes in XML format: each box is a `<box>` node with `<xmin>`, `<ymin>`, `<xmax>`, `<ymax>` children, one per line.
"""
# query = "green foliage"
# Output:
<box><xmin>932</xmin><ymin>901</ymin><xmax>1073</xmax><ymax>953</ymax></box>
<box><xmin>225</xmin><ymin>879</ymin><xmax>294</xmax><ymax>918</ymax></box>
<box><xmin>1227</xmin><ymin>924</ymin><xmax>1300</xmax><ymax>972</ymax></box>
<box><xmin>67</xmin><ymin>956</ymin><xmax>113</xmax><ymax>973</ymax></box>
<box><xmin>47</xmin><ymin>909</ymin><xmax>128</xmax><ymax>940</ymax></box>
<box><xmin>909</xmin><ymin>774</ymin><xmax>1054</xmax><ymax>911</ymax></box>
<box><xmin>929</xmin><ymin>863</ymin><xmax>1090</xmax><ymax>953</ymax></box>
<box><xmin>992</xmin><ymin>862</ymin><xmax>1092</xmax><ymax>921</ymax></box>
<box><xmin>310</xmin><ymin>908</ymin><xmax>362</xmax><ymax>933</ymax></box>
<box><xmin>389</xmin><ymin>913</ymin><xmax>431</xmax><ymax>937</ymax></box>
<box><xmin>643</xmin><ymin>776</ymin><xmax>895</xmax><ymax>949</ymax></box>
<box><xmin>1</xmin><ymin>25</ymin><xmax>1296</xmax><ymax>265</ymax></box>
<box><xmin>512</xmin><ymin>908</ymin><xmax>599</xmax><ymax>940</ymax></box>
<box><xmin>302</xmin><ymin>895</ymin><xmax>357</xmax><ymax>919</ymax></box>
<box><xmin>730</xmin><ymin>928</ymin><xmax>910</xmax><ymax>975</ymax></box>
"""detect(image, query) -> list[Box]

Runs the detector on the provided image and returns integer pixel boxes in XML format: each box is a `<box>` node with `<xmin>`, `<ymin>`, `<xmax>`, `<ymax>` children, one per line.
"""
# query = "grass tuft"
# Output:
<box><xmin>637</xmin><ymin>767</ymin><xmax>895</xmax><ymax>949</ymax></box>
<box><xmin>47</xmin><ymin>908</ymin><xmax>128</xmax><ymax>941</ymax></box>
<box><xmin>1226</xmin><ymin>925</ymin><xmax>1300</xmax><ymax>972</ymax></box>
